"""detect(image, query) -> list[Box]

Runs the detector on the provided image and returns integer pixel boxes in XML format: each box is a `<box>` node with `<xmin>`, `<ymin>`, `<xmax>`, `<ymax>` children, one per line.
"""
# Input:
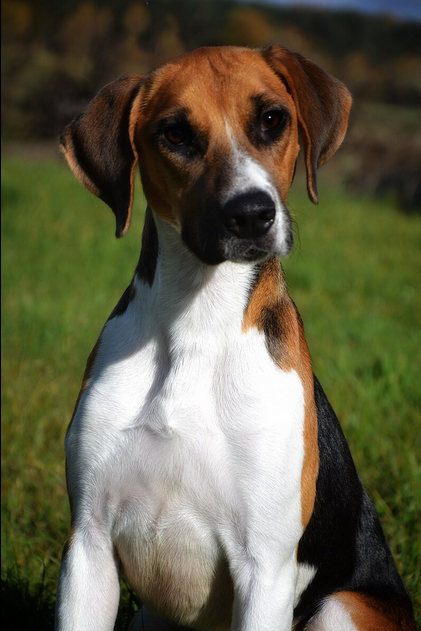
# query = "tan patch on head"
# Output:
<box><xmin>336</xmin><ymin>591</ymin><xmax>416</xmax><ymax>631</ymax></box>
<box><xmin>243</xmin><ymin>256</ymin><xmax>319</xmax><ymax>529</ymax></box>
<box><xmin>132</xmin><ymin>47</ymin><xmax>300</xmax><ymax>227</ymax></box>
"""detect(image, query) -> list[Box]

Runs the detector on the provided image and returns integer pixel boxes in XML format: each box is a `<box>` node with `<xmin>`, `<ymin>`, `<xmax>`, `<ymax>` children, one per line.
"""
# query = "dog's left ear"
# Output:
<box><xmin>60</xmin><ymin>73</ymin><xmax>146</xmax><ymax>237</ymax></box>
<box><xmin>262</xmin><ymin>44</ymin><xmax>352</xmax><ymax>204</ymax></box>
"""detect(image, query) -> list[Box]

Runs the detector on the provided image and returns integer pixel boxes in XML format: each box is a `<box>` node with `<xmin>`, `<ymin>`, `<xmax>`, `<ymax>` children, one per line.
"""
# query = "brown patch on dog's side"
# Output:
<box><xmin>242</xmin><ymin>257</ymin><xmax>283</xmax><ymax>334</ymax></box>
<box><xmin>336</xmin><ymin>591</ymin><xmax>417</xmax><ymax>631</ymax></box>
<box><xmin>294</xmin><ymin>308</ymin><xmax>319</xmax><ymax>530</ymax></box>
<box><xmin>243</xmin><ymin>256</ymin><xmax>319</xmax><ymax>530</ymax></box>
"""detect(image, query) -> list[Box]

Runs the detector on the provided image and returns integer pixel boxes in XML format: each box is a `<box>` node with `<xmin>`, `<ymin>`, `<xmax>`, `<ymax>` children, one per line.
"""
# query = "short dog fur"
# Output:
<box><xmin>55</xmin><ymin>45</ymin><xmax>416</xmax><ymax>631</ymax></box>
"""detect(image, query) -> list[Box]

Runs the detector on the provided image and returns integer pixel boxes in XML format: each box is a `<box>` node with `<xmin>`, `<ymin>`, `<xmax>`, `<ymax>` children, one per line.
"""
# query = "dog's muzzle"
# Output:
<box><xmin>222</xmin><ymin>191</ymin><xmax>276</xmax><ymax>240</ymax></box>
<box><xmin>181</xmin><ymin>189</ymin><xmax>293</xmax><ymax>265</ymax></box>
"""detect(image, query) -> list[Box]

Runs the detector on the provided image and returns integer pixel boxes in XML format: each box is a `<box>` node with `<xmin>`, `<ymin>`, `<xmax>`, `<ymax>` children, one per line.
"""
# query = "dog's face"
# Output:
<box><xmin>61</xmin><ymin>45</ymin><xmax>351</xmax><ymax>265</ymax></box>
<box><xmin>134</xmin><ymin>47</ymin><xmax>299</xmax><ymax>264</ymax></box>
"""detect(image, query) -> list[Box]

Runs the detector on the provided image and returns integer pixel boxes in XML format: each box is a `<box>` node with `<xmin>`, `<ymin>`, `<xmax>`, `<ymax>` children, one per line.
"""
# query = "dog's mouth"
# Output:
<box><xmin>222</xmin><ymin>230</ymin><xmax>293</xmax><ymax>263</ymax></box>
<box><xmin>182</xmin><ymin>215</ymin><xmax>293</xmax><ymax>266</ymax></box>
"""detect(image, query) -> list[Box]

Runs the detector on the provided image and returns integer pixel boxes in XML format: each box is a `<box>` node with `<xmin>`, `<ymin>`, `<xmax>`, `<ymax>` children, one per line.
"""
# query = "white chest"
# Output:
<box><xmin>68</xmin><ymin>308</ymin><xmax>305</xmax><ymax>511</ymax></box>
<box><xmin>65</xmin><ymin>256</ymin><xmax>307</xmax><ymax>627</ymax></box>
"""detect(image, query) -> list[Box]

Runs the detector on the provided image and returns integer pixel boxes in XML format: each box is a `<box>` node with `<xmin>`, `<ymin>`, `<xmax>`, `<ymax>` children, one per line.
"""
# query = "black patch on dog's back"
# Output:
<box><xmin>294</xmin><ymin>375</ymin><xmax>413</xmax><ymax>624</ymax></box>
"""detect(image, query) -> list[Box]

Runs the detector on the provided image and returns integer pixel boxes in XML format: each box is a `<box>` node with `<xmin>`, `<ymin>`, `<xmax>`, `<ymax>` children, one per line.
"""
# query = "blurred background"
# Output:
<box><xmin>2</xmin><ymin>0</ymin><xmax>421</xmax><ymax>209</ymax></box>
<box><xmin>2</xmin><ymin>1</ymin><xmax>421</xmax><ymax>629</ymax></box>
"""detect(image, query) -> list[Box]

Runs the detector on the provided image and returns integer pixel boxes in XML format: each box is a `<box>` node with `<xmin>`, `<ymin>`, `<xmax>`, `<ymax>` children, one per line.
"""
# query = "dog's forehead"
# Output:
<box><xmin>143</xmin><ymin>47</ymin><xmax>289</xmax><ymax>121</ymax></box>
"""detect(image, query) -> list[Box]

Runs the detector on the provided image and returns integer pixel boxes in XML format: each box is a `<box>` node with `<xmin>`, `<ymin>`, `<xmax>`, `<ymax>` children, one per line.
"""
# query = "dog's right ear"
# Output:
<box><xmin>60</xmin><ymin>73</ymin><xmax>146</xmax><ymax>237</ymax></box>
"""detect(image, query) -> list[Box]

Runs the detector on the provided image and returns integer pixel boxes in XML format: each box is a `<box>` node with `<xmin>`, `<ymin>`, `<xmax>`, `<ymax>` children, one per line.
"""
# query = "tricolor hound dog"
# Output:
<box><xmin>55</xmin><ymin>46</ymin><xmax>416</xmax><ymax>631</ymax></box>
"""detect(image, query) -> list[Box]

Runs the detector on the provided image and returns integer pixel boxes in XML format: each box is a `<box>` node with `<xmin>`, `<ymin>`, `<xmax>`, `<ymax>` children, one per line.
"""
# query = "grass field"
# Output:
<box><xmin>2</xmin><ymin>155</ymin><xmax>421</xmax><ymax>628</ymax></box>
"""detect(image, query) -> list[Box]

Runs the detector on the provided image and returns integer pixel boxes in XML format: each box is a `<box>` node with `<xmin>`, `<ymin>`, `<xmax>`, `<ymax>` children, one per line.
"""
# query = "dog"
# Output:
<box><xmin>55</xmin><ymin>45</ymin><xmax>416</xmax><ymax>631</ymax></box>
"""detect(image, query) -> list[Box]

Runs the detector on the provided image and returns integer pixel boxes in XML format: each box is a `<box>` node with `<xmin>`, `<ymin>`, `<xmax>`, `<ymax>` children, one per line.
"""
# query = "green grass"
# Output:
<box><xmin>2</xmin><ymin>156</ymin><xmax>421</xmax><ymax>627</ymax></box>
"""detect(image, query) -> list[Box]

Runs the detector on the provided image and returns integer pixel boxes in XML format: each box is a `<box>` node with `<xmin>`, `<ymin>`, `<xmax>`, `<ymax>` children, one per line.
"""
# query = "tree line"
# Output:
<box><xmin>2</xmin><ymin>0</ymin><xmax>421</xmax><ymax>140</ymax></box>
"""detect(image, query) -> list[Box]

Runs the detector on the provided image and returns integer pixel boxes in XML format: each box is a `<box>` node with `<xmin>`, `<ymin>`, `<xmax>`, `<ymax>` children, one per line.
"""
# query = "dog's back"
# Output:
<box><xmin>295</xmin><ymin>376</ymin><xmax>414</xmax><ymax>628</ymax></box>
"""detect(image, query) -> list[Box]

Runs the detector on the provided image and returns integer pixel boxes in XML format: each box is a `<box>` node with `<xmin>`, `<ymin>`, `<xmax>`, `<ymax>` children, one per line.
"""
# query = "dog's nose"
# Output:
<box><xmin>222</xmin><ymin>191</ymin><xmax>276</xmax><ymax>239</ymax></box>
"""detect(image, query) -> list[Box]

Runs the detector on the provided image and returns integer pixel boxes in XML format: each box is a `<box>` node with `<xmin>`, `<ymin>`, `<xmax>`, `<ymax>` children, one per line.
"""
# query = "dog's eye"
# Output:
<box><xmin>261</xmin><ymin>111</ymin><xmax>283</xmax><ymax>132</ymax></box>
<box><xmin>164</xmin><ymin>126</ymin><xmax>186</xmax><ymax>145</ymax></box>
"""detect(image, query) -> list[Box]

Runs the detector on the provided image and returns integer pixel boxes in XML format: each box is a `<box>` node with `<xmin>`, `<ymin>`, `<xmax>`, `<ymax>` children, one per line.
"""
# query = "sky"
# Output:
<box><xmin>241</xmin><ymin>0</ymin><xmax>421</xmax><ymax>22</ymax></box>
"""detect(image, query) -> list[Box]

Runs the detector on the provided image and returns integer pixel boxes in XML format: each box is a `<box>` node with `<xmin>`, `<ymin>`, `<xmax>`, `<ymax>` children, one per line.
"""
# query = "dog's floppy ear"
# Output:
<box><xmin>60</xmin><ymin>73</ymin><xmax>146</xmax><ymax>237</ymax></box>
<box><xmin>263</xmin><ymin>44</ymin><xmax>352</xmax><ymax>204</ymax></box>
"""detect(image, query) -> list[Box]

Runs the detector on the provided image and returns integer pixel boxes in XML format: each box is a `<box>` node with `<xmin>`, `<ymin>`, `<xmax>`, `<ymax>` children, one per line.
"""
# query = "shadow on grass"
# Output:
<box><xmin>1</xmin><ymin>569</ymin><xmax>140</xmax><ymax>631</ymax></box>
<box><xmin>1</xmin><ymin>569</ymin><xmax>55</xmax><ymax>631</ymax></box>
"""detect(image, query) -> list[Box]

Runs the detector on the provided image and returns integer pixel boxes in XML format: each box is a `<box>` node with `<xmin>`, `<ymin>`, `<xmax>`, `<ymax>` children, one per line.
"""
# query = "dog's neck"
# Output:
<box><xmin>134</xmin><ymin>209</ymin><xmax>275</xmax><ymax>356</ymax></box>
<box><xmin>145</xmin><ymin>212</ymin><xmax>257</xmax><ymax>341</ymax></box>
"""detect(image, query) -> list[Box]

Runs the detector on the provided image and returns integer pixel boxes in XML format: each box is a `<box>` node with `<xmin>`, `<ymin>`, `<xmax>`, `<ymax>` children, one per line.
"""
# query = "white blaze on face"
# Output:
<box><xmin>223</xmin><ymin>120</ymin><xmax>291</xmax><ymax>256</ymax></box>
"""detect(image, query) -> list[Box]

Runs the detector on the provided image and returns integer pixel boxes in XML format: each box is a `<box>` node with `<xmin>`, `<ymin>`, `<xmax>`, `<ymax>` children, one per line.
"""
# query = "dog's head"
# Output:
<box><xmin>61</xmin><ymin>45</ymin><xmax>351</xmax><ymax>265</ymax></box>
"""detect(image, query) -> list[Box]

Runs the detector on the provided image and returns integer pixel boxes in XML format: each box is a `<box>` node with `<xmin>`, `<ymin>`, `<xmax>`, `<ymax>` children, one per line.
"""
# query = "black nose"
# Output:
<box><xmin>222</xmin><ymin>191</ymin><xmax>276</xmax><ymax>239</ymax></box>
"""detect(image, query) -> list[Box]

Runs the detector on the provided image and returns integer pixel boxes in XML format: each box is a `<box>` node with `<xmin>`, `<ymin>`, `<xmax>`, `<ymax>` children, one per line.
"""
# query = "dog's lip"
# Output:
<box><xmin>222</xmin><ymin>233</ymin><xmax>290</xmax><ymax>262</ymax></box>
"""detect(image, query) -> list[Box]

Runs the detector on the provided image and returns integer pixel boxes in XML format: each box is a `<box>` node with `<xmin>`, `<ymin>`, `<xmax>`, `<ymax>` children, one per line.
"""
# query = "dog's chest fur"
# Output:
<box><xmin>66</xmin><ymin>236</ymin><xmax>307</xmax><ymax>626</ymax></box>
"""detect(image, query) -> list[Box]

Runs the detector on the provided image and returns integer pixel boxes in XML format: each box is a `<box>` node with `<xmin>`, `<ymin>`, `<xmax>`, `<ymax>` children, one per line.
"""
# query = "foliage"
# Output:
<box><xmin>347</xmin><ymin>139</ymin><xmax>421</xmax><ymax>213</ymax></box>
<box><xmin>2</xmin><ymin>156</ymin><xmax>421</xmax><ymax>627</ymax></box>
<box><xmin>343</xmin><ymin>100</ymin><xmax>421</xmax><ymax>213</ymax></box>
<box><xmin>2</xmin><ymin>0</ymin><xmax>421</xmax><ymax>140</ymax></box>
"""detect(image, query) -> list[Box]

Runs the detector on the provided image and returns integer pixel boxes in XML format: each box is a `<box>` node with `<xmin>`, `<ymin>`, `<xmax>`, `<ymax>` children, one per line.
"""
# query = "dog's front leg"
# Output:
<box><xmin>231</xmin><ymin>556</ymin><xmax>296</xmax><ymax>631</ymax></box>
<box><xmin>55</xmin><ymin>528</ymin><xmax>120</xmax><ymax>631</ymax></box>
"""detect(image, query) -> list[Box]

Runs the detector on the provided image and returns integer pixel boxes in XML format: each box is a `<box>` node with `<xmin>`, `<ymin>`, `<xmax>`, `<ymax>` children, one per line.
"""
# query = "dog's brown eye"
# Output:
<box><xmin>261</xmin><ymin>111</ymin><xmax>282</xmax><ymax>132</ymax></box>
<box><xmin>164</xmin><ymin>127</ymin><xmax>186</xmax><ymax>145</ymax></box>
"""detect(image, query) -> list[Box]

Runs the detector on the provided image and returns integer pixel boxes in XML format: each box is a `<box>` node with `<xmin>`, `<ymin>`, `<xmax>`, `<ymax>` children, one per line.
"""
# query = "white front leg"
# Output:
<box><xmin>231</xmin><ymin>557</ymin><xmax>296</xmax><ymax>631</ymax></box>
<box><xmin>55</xmin><ymin>528</ymin><xmax>120</xmax><ymax>631</ymax></box>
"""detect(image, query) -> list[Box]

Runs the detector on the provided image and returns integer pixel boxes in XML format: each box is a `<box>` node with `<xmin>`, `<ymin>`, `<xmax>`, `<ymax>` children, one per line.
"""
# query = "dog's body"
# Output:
<box><xmin>55</xmin><ymin>46</ymin><xmax>415</xmax><ymax>631</ymax></box>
